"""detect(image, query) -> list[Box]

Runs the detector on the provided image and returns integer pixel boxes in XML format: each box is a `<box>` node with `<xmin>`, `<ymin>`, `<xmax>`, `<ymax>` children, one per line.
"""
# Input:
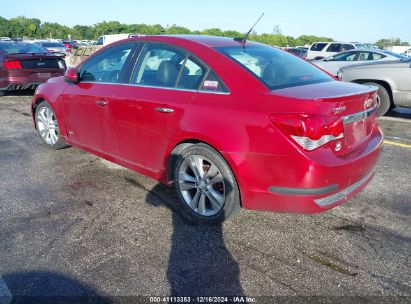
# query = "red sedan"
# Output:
<box><xmin>31</xmin><ymin>35</ymin><xmax>383</xmax><ymax>224</ymax></box>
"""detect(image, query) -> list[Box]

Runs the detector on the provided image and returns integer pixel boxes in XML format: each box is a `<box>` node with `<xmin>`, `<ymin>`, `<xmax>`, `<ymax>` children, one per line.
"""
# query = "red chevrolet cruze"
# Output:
<box><xmin>32</xmin><ymin>35</ymin><xmax>383</xmax><ymax>224</ymax></box>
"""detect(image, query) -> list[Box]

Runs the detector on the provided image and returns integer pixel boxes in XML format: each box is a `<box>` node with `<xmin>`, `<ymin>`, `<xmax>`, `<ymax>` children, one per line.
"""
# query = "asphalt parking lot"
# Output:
<box><xmin>0</xmin><ymin>92</ymin><xmax>410</xmax><ymax>303</ymax></box>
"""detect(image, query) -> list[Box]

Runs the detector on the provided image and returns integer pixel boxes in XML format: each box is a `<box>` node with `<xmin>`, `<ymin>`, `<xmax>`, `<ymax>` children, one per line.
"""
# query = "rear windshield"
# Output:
<box><xmin>216</xmin><ymin>45</ymin><xmax>333</xmax><ymax>90</ymax></box>
<box><xmin>0</xmin><ymin>43</ymin><xmax>47</xmax><ymax>54</ymax></box>
<box><xmin>41</xmin><ymin>42</ymin><xmax>65</xmax><ymax>48</ymax></box>
<box><xmin>381</xmin><ymin>50</ymin><xmax>408</xmax><ymax>59</ymax></box>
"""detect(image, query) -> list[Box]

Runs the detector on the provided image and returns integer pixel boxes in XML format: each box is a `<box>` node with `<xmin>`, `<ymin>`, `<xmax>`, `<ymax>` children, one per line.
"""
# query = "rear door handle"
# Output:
<box><xmin>155</xmin><ymin>107</ymin><xmax>174</xmax><ymax>113</ymax></box>
<box><xmin>96</xmin><ymin>100</ymin><xmax>108</xmax><ymax>106</ymax></box>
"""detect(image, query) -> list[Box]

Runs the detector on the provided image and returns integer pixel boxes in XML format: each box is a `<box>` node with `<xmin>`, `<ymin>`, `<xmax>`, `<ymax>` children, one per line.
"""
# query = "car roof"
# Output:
<box><xmin>127</xmin><ymin>35</ymin><xmax>262</xmax><ymax>48</ymax></box>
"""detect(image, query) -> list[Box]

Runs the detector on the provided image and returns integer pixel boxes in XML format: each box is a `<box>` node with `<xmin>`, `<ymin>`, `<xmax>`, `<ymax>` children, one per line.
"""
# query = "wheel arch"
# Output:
<box><xmin>166</xmin><ymin>138</ymin><xmax>243</xmax><ymax>207</ymax></box>
<box><xmin>351</xmin><ymin>79</ymin><xmax>394</xmax><ymax>107</ymax></box>
<box><xmin>32</xmin><ymin>97</ymin><xmax>46</xmax><ymax>129</ymax></box>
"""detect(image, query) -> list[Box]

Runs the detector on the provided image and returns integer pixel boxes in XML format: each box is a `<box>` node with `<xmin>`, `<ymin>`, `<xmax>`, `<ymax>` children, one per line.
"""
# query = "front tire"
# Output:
<box><xmin>173</xmin><ymin>143</ymin><xmax>240</xmax><ymax>224</ymax></box>
<box><xmin>364</xmin><ymin>82</ymin><xmax>391</xmax><ymax>117</ymax></box>
<box><xmin>35</xmin><ymin>101</ymin><xmax>69</xmax><ymax>149</ymax></box>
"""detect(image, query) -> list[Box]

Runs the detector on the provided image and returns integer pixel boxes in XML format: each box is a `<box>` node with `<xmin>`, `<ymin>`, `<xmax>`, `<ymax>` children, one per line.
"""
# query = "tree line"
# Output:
<box><xmin>0</xmin><ymin>16</ymin><xmax>408</xmax><ymax>48</ymax></box>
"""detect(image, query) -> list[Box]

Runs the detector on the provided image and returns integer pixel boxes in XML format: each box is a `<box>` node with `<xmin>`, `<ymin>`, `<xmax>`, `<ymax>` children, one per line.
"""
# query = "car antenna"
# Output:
<box><xmin>234</xmin><ymin>13</ymin><xmax>264</xmax><ymax>45</ymax></box>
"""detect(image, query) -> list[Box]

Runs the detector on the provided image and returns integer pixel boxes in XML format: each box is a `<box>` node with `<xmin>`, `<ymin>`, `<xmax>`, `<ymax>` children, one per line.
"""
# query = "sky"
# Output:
<box><xmin>2</xmin><ymin>0</ymin><xmax>410</xmax><ymax>43</ymax></box>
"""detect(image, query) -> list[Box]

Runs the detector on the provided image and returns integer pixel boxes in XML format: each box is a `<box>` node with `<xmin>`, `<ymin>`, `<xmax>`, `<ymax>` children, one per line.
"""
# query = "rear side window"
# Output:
<box><xmin>201</xmin><ymin>70</ymin><xmax>228</xmax><ymax>93</ymax></box>
<box><xmin>342</xmin><ymin>44</ymin><xmax>355</xmax><ymax>51</ymax></box>
<box><xmin>132</xmin><ymin>43</ymin><xmax>228</xmax><ymax>92</ymax></box>
<box><xmin>79</xmin><ymin>42</ymin><xmax>134</xmax><ymax>83</ymax></box>
<box><xmin>133</xmin><ymin>45</ymin><xmax>185</xmax><ymax>88</ymax></box>
<box><xmin>326</xmin><ymin>43</ymin><xmax>341</xmax><ymax>52</ymax></box>
<box><xmin>310</xmin><ymin>43</ymin><xmax>327</xmax><ymax>51</ymax></box>
<box><xmin>177</xmin><ymin>56</ymin><xmax>207</xmax><ymax>90</ymax></box>
<box><xmin>369</xmin><ymin>52</ymin><xmax>386</xmax><ymax>60</ymax></box>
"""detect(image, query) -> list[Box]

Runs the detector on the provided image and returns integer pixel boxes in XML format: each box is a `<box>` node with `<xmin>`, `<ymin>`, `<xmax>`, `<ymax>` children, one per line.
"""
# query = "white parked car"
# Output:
<box><xmin>307</xmin><ymin>42</ymin><xmax>363</xmax><ymax>60</ymax></box>
<box><xmin>95</xmin><ymin>33</ymin><xmax>144</xmax><ymax>46</ymax></box>
<box><xmin>312</xmin><ymin>49</ymin><xmax>406</xmax><ymax>76</ymax></box>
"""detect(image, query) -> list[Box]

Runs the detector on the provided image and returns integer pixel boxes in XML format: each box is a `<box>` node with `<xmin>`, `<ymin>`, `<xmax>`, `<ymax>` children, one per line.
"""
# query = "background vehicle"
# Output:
<box><xmin>307</xmin><ymin>42</ymin><xmax>359</xmax><ymax>60</ymax></box>
<box><xmin>35</xmin><ymin>41</ymin><xmax>71</xmax><ymax>56</ymax></box>
<box><xmin>0</xmin><ymin>41</ymin><xmax>66</xmax><ymax>95</ymax></box>
<box><xmin>95</xmin><ymin>34</ymin><xmax>141</xmax><ymax>46</ymax></box>
<box><xmin>32</xmin><ymin>36</ymin><xmax>382</xmax><ymax>224</ymax></box>
<box><xmin>285</xmin><ymin>47</ymin><xmax>307</xmax><ymax>59</ymax></box>
<box><xmin>338</xmin><ymin>59</ymin><xmax>411</xmax><ymax>116</ymax></box>
<box><xmin>62</xmin><ymin>41</ymin><xmax>78</xmax><ymax>52</ymax></box>
<box><xmin>65</xmin><ymin>45</ymin><xmax>101</xmax><ymax>67</ymax></box>
<box><xmin>312</xmin><ymin>49</ymin><xmax>406</xmax><ymax>76</ymax></box>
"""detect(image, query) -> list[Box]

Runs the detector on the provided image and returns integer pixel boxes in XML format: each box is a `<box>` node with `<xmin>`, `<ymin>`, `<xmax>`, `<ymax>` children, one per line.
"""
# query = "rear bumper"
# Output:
<box><xmin>224</xmin><ymin>126</ymin><xmax>383</xmax><ymax>214</ymax></box>
<box><xmin>0</xmin><ymin>71</ymin><xmax>64</xmax><ymax>91</ymax></box>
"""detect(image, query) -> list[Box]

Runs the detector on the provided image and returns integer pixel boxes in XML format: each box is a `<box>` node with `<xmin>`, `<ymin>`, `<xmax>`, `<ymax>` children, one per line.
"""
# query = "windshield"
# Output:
<box><xmin>216</xmin><ymin>45</ymin><xmax>333</xmax><ymax>90</ymax></box>
<box><xmin>0</xmin><ymin>43</ymin><xmax>48</xmax><ymax>54</ymax></box>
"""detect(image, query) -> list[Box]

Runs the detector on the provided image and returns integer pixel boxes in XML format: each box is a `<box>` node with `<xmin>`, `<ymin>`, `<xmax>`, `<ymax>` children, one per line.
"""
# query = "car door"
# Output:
<box><xmin>400</xmin><ymin>62</ymin><xmax>411</xmax><ymax>105</ymax></box>
<box><xmin>321</xmin><ymin>51</ymin><xmax>357</xmax><ymax>76</ymax></box>
<box><xmin>111</xmin><ymin>43</ymin><xmax>208</xmax><ymax>175</ymax></box>
<box><xmin>60</xmin><ymin>42</ymin><xmax>136</xmax><ymax>154</ymax></box>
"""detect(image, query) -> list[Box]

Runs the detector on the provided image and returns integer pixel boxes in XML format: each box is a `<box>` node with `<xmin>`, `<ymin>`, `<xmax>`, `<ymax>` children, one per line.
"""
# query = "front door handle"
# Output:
<box><xmin>155</xmin><ymin>107</ymin><xmax>174</xmax><ymax>113</ymax></box>
<box><xmin>96</xmin><ymin>100</ymin><xmax>108</xmax><ymax>106</ymax></box>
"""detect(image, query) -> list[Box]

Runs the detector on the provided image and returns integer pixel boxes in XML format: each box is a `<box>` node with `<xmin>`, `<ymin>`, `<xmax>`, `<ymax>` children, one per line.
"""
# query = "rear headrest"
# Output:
<box><xmin>157</xmin><ymin>61</ymin><xmax>178</xmax><ymax>86</ymax></box>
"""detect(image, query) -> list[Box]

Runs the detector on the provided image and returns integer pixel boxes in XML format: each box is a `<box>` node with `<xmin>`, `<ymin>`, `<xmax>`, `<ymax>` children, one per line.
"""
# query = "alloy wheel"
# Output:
<box><xmin>178</xmin><ymin>155</ymin><xmax>225</xmax><ymax>217</ymax></box>
<box><xmin>36</xmin><ymin>106</ymin><xmax>60</xmax><ymax>145</ymax></box>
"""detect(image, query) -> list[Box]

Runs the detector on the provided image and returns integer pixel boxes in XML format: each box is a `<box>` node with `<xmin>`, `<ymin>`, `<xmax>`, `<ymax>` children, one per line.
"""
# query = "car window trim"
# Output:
<box><xmin>77</xmin><ymin>81</ymin><xmax>231</xmax><ymax>95</ymax></box>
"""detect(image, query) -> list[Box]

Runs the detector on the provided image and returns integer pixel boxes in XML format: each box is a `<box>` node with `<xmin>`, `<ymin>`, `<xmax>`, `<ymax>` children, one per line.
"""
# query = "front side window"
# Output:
<box><xmin>216</xmin><ymin>45</ymin><xmax>333</xmax><ymax>90</ymax></box>
<box><xmin>79</xmin><ymin>42</ymin><xmax>134</xmax><ymax>83</ymax></box>
<box><xmin>310</xmin><ymin>43</ymin><xmax>327</xmax><ymax>51</ymax></box>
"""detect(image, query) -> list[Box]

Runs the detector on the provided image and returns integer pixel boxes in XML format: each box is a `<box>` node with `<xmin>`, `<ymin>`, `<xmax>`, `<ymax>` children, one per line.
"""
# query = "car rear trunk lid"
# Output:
<box><xmin>273</xmin><ymin>81</ymin><xmax>378</xmax><ymax>155</ymax></box>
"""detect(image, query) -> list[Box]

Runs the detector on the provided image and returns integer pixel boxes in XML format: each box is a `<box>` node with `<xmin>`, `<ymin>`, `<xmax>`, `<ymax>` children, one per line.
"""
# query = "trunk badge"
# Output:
<box><xmin>333</xmin><ymin>105</ymin><xmax>346</xmax><ymax>114</ymax></box>
<box><xmin>335</xmin><ymin>142</ymin><xmax>342</xmax><ymax>152</ymax></box>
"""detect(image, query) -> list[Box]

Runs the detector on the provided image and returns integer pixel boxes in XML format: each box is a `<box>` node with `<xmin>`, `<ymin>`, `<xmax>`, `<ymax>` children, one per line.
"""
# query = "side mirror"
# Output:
<box><xmin>64</xmin><ymin>68</ymin><xmax>79</xmax><ymax>83</ymax></box>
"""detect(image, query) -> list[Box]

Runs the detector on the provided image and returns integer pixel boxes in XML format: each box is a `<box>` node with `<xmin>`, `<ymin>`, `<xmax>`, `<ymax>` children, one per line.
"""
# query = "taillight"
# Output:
<box><xmin>270</xmin><ymin>114</ymin><xmax>344</xmax><ymax>151</ymax></box>
<box><xmin>4</xmin><ymin>59</ymin><xmax>22</xmax><ymax>69</ymax></box>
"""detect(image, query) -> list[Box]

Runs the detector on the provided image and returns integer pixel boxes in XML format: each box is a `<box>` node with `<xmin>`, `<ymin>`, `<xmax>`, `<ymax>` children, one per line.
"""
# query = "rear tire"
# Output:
<box><xmin>364</xmin><ymin>82</ymin><xmax>391</xmax><ymax>117</ymax></box>
<box><xmin>173</xmin><ymin>143</ymin><xmax>241</xmax><ymax>224</ymax></box>
<box><xmin>35</xmin><ymin>101</ymin><xmax>70</xmax><ymax>150</ymax></box>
